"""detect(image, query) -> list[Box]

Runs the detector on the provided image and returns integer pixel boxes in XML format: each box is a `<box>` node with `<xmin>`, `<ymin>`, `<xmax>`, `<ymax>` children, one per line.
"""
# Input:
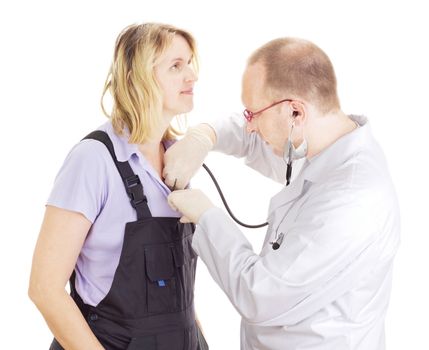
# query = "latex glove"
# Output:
<box><xmin>168</xmin><ymin>189</ymin><xmax>215</xmax><ymax>224</ymax></box>
<box><xmin>163</xmin><ymin>124</ymin><xmax>216</xmax><ymax>190</ymax></box>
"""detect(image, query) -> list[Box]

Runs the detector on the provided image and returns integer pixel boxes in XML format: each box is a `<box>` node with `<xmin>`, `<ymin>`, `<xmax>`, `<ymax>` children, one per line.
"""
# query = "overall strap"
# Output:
<box><xmin>83</xmin><ymin>130</ymin><xmax>152</xmax><ymax>219</ymax></box>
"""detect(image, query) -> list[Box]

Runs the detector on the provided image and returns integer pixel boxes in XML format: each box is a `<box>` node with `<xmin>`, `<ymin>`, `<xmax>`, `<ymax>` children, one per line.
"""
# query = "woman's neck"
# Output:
<box><xmin>138</xmin><ymin>141</ymin><xmax>165</xmax><ymax>179</ymax></box>
<box><xmin>137</xmin><ymin>115</ymin><xmax>172</xmax><ymax>178</ymax></box>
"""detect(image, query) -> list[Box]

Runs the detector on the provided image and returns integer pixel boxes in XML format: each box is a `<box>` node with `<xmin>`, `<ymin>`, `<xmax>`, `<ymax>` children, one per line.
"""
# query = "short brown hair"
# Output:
<box><xmin>248</xmin><ymin>38</ymin><xmax>340</xmax><ymax>113</ymax></box>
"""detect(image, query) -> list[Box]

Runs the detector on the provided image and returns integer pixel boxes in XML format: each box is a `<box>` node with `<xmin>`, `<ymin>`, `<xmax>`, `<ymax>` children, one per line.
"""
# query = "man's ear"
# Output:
<box><xmin>290</xmin><ymin>101</ymin><xmax>306</xmax><ymax>124</ymax></box>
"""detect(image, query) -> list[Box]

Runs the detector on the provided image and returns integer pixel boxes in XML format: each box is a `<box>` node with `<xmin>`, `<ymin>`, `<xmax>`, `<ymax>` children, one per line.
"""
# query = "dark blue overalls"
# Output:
<box><xmin>50</xmin><ymin>131</ymin><xmax>208</xmax><ymax>350</ymax></box>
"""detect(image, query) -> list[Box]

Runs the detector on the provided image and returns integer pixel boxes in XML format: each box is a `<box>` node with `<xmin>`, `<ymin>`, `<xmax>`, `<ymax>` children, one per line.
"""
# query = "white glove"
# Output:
<box><xmin>163</xmin><ymin>124</ymin><xmax>215</xmax><ymax>190</ymax></box>
<box><xmin>168</xmin><ymin>189</ymin><xmax>215</xmax><ymax>223</ymax></box>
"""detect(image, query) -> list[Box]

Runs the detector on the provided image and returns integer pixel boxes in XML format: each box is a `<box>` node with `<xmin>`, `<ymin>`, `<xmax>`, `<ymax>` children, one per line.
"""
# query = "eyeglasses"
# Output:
<box><xmin>243</xmin><ymin>99</ymin><xmax>292</xmax><ymax>122</ymax></box>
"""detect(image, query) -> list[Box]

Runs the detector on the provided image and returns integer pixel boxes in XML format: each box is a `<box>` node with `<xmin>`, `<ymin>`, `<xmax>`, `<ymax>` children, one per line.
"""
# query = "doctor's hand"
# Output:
<box><xmin>163</xmin><ymin>124</ymin><xmax>216</xmax><ymax>190</ymax></box>
<box><xmin>168</xmin><ymin>189</ymin><xmax>215</xmax><ymax>224</ymax></box>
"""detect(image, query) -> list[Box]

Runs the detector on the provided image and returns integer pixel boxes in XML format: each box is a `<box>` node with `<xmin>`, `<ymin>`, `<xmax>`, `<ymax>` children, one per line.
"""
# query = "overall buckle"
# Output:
<box><xmin>125</xmin><ymin>175</ymin><xmax>147</xmax><ymax>208</ymax></box>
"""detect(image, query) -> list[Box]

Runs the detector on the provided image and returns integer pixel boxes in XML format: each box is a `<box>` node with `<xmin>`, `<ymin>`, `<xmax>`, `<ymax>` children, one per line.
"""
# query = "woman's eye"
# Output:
<box><xmin>171</xmin><ymin>63</ymin><xmax>182</xmax><ymax>71</ymax></box>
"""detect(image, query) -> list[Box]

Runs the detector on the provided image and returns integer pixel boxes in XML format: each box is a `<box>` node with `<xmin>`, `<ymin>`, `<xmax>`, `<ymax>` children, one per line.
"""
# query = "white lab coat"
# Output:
<box><xmin>192</xmin><ymin>114</ymin><xmax>400</xmax><ymax>350</ymax></box>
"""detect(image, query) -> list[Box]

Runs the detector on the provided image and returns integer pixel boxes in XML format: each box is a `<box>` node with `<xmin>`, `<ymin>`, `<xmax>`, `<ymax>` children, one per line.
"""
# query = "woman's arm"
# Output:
<box><xmin>28</xmin><ymin>206</ymin><xmax>104</xmax><ymax>350</ymax></box>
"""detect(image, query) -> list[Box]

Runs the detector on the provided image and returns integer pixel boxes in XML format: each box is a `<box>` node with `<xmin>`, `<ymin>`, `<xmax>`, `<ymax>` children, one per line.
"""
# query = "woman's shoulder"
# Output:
<box><xmin>66</xmin><ymin>138</ymin><xmax>112</xmax><ymax>169</ymax></box>
<box><xmin>48</xmin><ymin>131</ymin><xmax>115</xmax><ymax>223</ymax></box>
<box><xmin>66</xmin><ymin>122</ymin><xmax>117</xmax><ymax>167</ymax></box>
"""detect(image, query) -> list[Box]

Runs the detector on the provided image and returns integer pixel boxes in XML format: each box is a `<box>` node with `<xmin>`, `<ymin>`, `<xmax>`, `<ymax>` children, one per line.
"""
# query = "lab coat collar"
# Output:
<box><xmin>267</xmin><ymin>115</ymin><xmax>369</xmax><ymax>217</ymax></box>
<box><xmin>303</xmin><ymin>115</ymin><xmax>369</xmax><ymax>183</ymax></box>
<box><xmin>268</xmin><ymin>171</ymin><xmax>307</xmax><ymax>217</ymax></box>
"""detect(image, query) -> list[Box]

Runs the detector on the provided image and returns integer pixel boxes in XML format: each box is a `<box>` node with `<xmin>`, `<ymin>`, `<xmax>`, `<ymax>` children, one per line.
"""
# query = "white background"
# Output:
<box><xmin>1</xmin><ymin>0</ymin><xmax>428</xmax><ymax>348</ymax></box>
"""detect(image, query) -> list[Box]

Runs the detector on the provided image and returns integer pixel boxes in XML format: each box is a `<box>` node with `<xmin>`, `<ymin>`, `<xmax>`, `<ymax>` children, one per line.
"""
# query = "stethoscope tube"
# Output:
<box><xmin>201</xmin><ymin>123</ymin><xmax>295</xmax><ymax>243</ymax></box>
<box><xmin>202</xmin><ymin>158</ymin><xmax>293</xmax><ymax>229</ymax></box>
<box><xmin>202</xmin><ymin>162</ymin><xmax>293</xmax><ymax>250</ymax></box>
<box><xmin>202</xmin><ymin>163</ymin><xmax>269</xmax><ymax>228</ymax></box>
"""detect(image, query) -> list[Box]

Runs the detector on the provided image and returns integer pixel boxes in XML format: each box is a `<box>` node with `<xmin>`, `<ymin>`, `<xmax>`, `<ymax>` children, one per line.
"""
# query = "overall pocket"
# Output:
<box><xmin>144</xmin><ymin>244</ymin><xmax>179</xmax><ymax>313</ymax></box>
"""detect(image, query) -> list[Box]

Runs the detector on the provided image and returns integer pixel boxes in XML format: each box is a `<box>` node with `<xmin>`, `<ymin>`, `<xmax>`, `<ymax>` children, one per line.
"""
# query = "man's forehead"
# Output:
<box><xmin>244</xmin><ymin>62</ymin><xmax>266</xmax><ymax>80</ymax></box>
<box><xmin>242</xmin><ymin>64</ymin><xmax>268</xmax><ymax>107</ymax></box>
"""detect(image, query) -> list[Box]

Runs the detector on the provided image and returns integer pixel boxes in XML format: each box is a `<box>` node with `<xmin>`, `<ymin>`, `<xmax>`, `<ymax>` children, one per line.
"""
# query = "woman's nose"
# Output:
<box><xmin>186</xmin><ymin>66</ymin><xmax>198</xmax><ymax>82</ymax></box>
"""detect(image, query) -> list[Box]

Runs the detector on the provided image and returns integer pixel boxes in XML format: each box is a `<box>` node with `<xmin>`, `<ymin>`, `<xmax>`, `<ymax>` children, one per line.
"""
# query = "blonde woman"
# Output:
<box><xmin>29</xmin><ymin>23</ymin><xmax>208</xmax><ymax>350</ymax></box>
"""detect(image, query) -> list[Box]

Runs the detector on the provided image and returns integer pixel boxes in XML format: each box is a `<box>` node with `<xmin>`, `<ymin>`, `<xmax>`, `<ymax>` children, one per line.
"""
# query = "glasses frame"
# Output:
<box><xmin>243</xmin><ymin>98</ymin><xmax>292</xmax><ymax>122</ymax></box>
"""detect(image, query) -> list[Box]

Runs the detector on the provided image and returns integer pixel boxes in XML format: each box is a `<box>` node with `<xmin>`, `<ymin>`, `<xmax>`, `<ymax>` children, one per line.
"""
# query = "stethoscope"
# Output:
<box><xmin>201</xmin><ymin>120</ymin><xmax>304</xmax><ymax>250</ymax></box>
<box><xmin>201</xmin><ymin>162</ymin><xmax>290</xmax><ymax>249</ymax></box>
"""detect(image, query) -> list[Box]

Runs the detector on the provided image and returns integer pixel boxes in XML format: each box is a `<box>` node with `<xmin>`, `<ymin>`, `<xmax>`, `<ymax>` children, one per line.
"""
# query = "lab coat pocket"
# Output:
<box><xmin>144</xmin><ymin>244</ymin><xmax>178</xmax><ymax>313</ymax></box>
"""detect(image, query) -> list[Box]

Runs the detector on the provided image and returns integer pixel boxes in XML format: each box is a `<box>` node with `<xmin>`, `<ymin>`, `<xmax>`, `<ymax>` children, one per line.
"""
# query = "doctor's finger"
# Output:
<box><xmin>167</xmin><ymin>193</ymin><xmax>179</xmax><ymax>211</ymax></box>
<box><xmin>166</xmin><ymin>174</ymin><xmax>187</xmax><ymax>190</ymax></box>
<box><xmin>167</xmin><ymin>190</ymin><xmax>186</xmax><ymax>208</ymax></box>
<box><xmin>163</xmin><ymin>172</ymin><xmax>176</xmax><ymax>188</ymax></box>
<box><xmin>179</xmin><ymin>216</ymin><xmax>192</xmax><ymax>224</ymax></box>
<box><xmin>173</xmin><ymin>176</ymin><xmax>188</xmax><ymax>190</ymax></box>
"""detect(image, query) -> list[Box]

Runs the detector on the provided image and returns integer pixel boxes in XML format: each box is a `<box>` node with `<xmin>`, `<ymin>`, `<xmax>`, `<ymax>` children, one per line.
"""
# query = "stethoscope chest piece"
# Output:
<box><xmin>270</xmin><ymin>232</ymin><xmax>285</xmax><ymax>250</ymax></box>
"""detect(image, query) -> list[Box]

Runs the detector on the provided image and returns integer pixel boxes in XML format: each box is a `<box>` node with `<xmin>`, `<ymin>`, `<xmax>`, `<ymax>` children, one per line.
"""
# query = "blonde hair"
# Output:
<box><xmin>248</xmin><ymin>38</ymin><xmax>340</xmax><ymax>113</ymax></box>
<box><xmin>101</xmin><ymin>23</ymin><xmax>198</xmax><ymax>143</ymax></box>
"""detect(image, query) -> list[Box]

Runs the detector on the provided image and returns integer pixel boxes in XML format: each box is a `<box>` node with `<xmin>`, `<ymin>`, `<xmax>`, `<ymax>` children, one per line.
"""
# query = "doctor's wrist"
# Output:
<box><xmin>187</xmin><ymin>124</ymin><xmax>216</xmax><ymax>150</ymax></box>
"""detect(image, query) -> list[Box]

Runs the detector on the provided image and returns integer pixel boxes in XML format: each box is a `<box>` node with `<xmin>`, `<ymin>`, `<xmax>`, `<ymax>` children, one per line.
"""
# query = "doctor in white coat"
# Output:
<box><xmin>165</xmin><ymin>37</ymin><xmax>400</xmax><ymax>350</ymax></box>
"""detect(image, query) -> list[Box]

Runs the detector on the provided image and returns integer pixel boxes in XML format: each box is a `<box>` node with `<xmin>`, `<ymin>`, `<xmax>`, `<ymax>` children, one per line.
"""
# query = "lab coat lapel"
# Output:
<box><xmin>268</xmin><ymin>173</ymin><xmax>306</xmax><ymax>218</ymax></box>
<box><xmin>262</xmin><ymin>175</ymin><xmax>306</xmax><ymax>253</ymax></box>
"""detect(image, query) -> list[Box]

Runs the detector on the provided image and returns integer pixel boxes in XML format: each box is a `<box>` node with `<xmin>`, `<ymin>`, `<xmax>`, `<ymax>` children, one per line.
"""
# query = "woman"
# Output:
<box><xmin>29</xmin><ymin>23</ymin><xmax>207</xmax><ymax>350</ymax></box>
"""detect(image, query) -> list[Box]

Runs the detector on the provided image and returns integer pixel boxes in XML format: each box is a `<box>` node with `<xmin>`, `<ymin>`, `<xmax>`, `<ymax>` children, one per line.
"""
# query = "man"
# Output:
<box><xmin>164</xmin><ymin>37</ymin><xmax>400</xmax><ymax>349</ymax></box>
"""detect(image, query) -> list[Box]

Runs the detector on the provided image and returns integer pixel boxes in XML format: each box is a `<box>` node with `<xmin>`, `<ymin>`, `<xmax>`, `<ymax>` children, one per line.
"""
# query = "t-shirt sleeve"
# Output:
<box><xmin>46</xmin><ymin>140</ymin><xmax>108</xmax><ymax>223</ymax></box>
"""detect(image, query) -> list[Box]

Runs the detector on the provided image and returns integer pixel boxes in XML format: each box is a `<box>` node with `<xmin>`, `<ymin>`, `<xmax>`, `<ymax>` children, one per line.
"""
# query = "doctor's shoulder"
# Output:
<box><xmin>302</xmin><ymin>155</ymin><xmax>395</xmax><ymax>219</ymax></box>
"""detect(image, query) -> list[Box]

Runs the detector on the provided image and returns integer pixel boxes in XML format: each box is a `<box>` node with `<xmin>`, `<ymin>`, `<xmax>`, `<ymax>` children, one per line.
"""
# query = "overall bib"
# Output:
<box><xmin>50</xmin><ymin>131</ymin><xmax>207</xmax><ymax>350</ymax></box>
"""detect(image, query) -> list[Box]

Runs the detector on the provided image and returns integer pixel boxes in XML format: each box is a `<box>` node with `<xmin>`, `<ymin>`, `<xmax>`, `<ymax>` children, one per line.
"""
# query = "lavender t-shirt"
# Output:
<box><xmin>47</xmin><ymin>121</ymin><xmax>180</xmax><ymax>306</ymax></box>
